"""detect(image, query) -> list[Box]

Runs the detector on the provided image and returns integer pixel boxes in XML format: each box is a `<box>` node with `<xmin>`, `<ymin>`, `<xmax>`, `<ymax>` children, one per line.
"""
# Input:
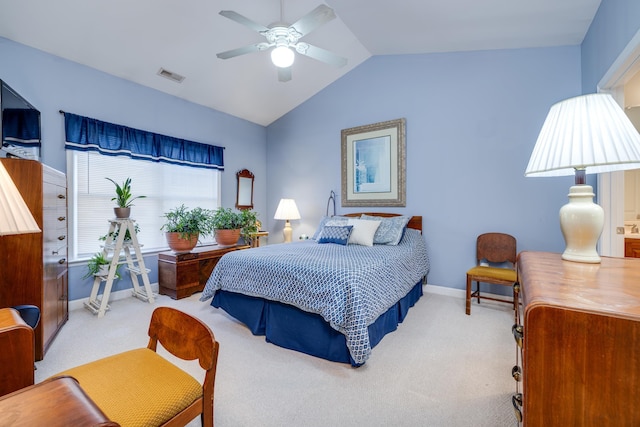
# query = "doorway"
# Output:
<box><xmin>598</xmin><ymin>29</ymin><xmax>640</xmax><ymax>257</ymax></box>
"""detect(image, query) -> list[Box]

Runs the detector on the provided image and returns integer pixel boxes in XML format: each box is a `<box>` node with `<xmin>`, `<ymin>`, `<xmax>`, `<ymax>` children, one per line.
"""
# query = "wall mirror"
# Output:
<box><xmin>236</xmin><ymin>169</ymin><xmax>254</xmax><ymax>210</ymax></box>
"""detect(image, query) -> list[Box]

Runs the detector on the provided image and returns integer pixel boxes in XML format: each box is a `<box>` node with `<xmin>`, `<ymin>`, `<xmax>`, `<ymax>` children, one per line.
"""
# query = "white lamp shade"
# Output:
<box><xmin>271</xmin><ymin>46</ymin><xmax>295</xmax><ymax>68</ymax></box>
<box><xmin>274</xmin><ymin>198</ymin><xmax>300</xmax><ymax>220</ymax></box>
<box><xmin>525</xmin><ymin>93</ymin><xmax>640</xmax><ymax>177</ymax></box>
<box><xmin>0</xmin><ymin>162</ymin><xmax>40</xmax><ymax>235</ymax></box>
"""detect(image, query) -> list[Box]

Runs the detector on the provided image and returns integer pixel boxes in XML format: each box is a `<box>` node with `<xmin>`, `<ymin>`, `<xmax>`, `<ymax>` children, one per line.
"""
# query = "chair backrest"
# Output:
<box><xmin>476</xmin><ymin>233</ymin><xmax>517</xmax><ymax>266</ymax></box>
<box><xmin>147</xmin><ymin>306</ymin><xmax>219</xmax><ymax>372</ymax></box>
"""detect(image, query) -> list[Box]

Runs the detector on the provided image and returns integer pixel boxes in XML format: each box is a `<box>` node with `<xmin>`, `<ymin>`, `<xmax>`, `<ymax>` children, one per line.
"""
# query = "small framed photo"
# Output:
<box><xmin>341</xmin><ymin>118</ymin><xmax>406</xmax><ymax>207</ymax></box>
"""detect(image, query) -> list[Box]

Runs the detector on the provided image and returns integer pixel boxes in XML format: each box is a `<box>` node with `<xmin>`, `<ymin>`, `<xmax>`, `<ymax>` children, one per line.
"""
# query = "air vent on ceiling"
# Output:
<box><xmin>157</xmin><ymin>68</ymin><xmax>185</xmax><ymax>83</ymax></box>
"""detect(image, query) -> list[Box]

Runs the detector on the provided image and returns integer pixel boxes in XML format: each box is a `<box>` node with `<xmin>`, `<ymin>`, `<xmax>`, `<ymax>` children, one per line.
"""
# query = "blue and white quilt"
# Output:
<box><xmin>201</xmin><ymin>228</ymin><xmax>430</xmax><ymax>365</ymax></box>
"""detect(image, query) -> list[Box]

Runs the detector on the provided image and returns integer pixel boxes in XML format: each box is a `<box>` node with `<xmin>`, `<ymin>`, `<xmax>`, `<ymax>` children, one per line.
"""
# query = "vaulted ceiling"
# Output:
<box><xmin>0</xmin><ymin>0</ymin><xmax>601</xmax><ymax>126</ymax></box>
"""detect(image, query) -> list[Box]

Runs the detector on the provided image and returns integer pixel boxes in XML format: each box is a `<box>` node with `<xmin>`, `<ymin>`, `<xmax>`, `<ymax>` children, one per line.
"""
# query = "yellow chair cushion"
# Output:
<box><xmin>55</xmin><ymin>348</ymin><xmax>201</xmax><ymax>427</ymax></box>
<box><xmin>467</xmin><ymin>266</ymin><xmax>517</xmax><ymax>282</ymax></box>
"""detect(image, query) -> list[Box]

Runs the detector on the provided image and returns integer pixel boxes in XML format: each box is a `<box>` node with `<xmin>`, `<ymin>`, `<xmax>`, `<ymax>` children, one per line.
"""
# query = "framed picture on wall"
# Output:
<box><xmin>341</xmin><ymin>118</ymin><xmax>406</xmax><ymax>207</ymax></box>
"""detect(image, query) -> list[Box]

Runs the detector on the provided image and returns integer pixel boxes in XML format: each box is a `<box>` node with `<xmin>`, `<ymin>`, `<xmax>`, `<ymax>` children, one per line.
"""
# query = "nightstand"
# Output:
<box><xmin>251</xmin><ymin>231</ymin><xmax>269</xmax><ymax>247</ymax></box>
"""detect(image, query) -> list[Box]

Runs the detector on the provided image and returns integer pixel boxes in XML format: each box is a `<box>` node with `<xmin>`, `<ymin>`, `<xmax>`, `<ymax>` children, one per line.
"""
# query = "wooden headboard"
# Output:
<box><xmin>343</xmin><ymin>213</ymin><xmax>422</xmax><ymax>233</ymax></box>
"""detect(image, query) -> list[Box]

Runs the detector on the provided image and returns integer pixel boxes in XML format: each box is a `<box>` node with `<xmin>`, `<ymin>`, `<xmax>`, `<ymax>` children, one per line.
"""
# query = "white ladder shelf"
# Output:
<box><xmin>84</xmin><ymin>218</ymin><xmax>155</xmax><ymax>317</ymax></box>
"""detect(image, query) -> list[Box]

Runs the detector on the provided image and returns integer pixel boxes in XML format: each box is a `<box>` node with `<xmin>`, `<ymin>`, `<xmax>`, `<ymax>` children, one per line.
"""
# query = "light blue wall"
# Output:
<box><xmin>0</xmin><ymin>37</ymin><xmax>267</xmax><ymax>300</ymax></box>
<box><xmin>266</xmin><ymin>46</ymin><xmax>582</xmax><ymax>291</ymax></box>
<box><xmin>581</xmin><ymin>0</ymin><xmax>640</xmax><ymax>93</ymax></box>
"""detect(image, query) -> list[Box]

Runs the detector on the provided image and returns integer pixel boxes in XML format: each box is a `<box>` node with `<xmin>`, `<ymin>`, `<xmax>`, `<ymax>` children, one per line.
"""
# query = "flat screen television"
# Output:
<box><xmin>0</xmin><ymin>80</ymin><xmax>40</xmax><ymax>161</ymax></box>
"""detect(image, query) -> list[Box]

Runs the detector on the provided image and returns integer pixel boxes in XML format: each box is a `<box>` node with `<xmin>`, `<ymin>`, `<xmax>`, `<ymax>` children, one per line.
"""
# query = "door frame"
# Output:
<box><xmin>597</xmin><ymin>28</ymin><xmax>640</xmax><ymax>257</ymax></box>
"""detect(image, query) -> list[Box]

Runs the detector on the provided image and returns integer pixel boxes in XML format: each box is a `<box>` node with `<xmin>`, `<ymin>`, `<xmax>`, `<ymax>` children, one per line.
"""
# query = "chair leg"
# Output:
<box><xmin>465</xmin><ymin>275</ymin><xmax>472</xmax><ymax>315</ymax></box>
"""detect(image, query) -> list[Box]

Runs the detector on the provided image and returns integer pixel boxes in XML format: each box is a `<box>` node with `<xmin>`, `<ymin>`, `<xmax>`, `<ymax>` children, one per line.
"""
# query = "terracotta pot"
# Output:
<box><xmin>165</xmin><ymin>232</ymin><xmax>199</xmax><ymax>254</ymax></box>
<box><xmin>114</xmin><ymin>207</ymin><xmax>131</xmax><ymax>218</ymax></box>
<box><xmin>215</xmin><ymin>229</ymin><xmax>241</xmax><ymax>246</ymax></box>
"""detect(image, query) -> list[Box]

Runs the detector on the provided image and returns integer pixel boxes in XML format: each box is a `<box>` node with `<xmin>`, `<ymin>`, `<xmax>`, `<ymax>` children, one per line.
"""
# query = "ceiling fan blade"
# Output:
<box><xmin>219</xmin><ymin>10</ymin><xmax>270</xmax><ymax>33</ymax></box>
<box><xmin>290</xmin><ymin>4</ymin><xmax>336</xmax><ymax>37</ymax></box>
<box><xmin>297</xmin><ymin>43</ymin><xmax>347</xmax><ymax>68</ymax></box>
<box><xmin>278</xmin><ymin>67</ymin><xmax>292</xmax><ymax>82</ymax></box>
<box><xmin>217</xmin><ymin>43</ymin><xmax>265</xmax><ymax>60</ymax></box>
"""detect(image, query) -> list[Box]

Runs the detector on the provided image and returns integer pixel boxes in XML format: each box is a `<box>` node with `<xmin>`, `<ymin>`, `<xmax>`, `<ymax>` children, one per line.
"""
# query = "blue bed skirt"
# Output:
<box><xmin>210</xmin><ymin>281</ymin><xmax>423</xmax><ymax>366</ymax></box>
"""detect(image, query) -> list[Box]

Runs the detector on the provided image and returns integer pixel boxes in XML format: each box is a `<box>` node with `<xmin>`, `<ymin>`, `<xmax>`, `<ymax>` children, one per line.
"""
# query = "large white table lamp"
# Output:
<box><xmin>0</xmin><ymin>161</ymin><xmax>40</xmax><ymax>235</ymax></box>
<box><xmin>274</xmin><ymin>198</ymin><xmax>300</xmax><ymax>243</ymax></box>
<box><xmin>525</xmin><ymin>93</ymin><xmax>640</xmax><ymax>263</ymax></box>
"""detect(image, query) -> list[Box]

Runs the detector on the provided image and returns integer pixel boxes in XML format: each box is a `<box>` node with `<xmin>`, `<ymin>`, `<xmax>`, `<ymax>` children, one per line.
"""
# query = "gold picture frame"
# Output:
<box><xmin>341</xmin><ymin>118</ymin><xmax>406</xmax><ymax>207</ymax></box>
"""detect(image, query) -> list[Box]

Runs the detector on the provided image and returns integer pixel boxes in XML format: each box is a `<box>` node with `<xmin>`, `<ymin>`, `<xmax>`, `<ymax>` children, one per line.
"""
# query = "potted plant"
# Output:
<box><xmin>212</xmin><ymin>207</ymin><xmax>259</xmax><ymax>246</ymax></box>
<box><xmin>83</xmin><ymin>252</ymin><xmax>119</xmax><ymax>279</ymax></box>
<box><xmin>106</xmin><ymin>177</ymin><xmax>146</xmax><ymax>218</ymax></box>
<box><xmin>99</xmin><ymin>223</ymin><xmax>140</xmax><ymax>245</ymax></box>
<box><xmin>161</xmin><ymin>204</ymin><xmax>215</xmax><ymax>253</ymax></box>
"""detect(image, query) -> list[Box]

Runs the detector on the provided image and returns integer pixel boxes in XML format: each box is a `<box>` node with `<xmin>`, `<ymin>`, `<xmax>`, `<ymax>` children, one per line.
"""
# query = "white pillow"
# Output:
<box><xmin>347</xmin><ymin>218</ymin><xmax>381</xmax><ymax>246</ymax></box>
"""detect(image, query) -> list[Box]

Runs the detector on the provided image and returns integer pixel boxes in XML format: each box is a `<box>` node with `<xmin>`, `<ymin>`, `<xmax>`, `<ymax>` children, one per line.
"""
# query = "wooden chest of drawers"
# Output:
<box><xmin>158</xmin><ymin>244</ymin><xmax>249</xmax><ymax>299</ymax></box>
<box><xmin>514</xmin><ymin>251</ymin><xmax>640</xmax><ymax>426</ymax></box>
<box><xmin>0</xmin><ymin>159</ymin><xmax>68</xmax><ymax>361</ymax></box>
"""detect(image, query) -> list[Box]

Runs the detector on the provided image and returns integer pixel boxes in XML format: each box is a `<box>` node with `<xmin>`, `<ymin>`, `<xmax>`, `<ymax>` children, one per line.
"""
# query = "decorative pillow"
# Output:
<box><xmin>312</xmin><ymin>216</ymin><xmax>348</xmax><ymax>240</ymax></box>
<box><xmin>347</xmin><ymin>218</ymin><xmax>381</xmax><ymax>246</ymax></box>
<box><xmin>317</xmin><ymin>225</ymin><xmax>353</xmax><ymax>245</ymax></box>
<box><xmin>360</xmin><ymin>215</ymin><xmax>411</xmax><ymax>245</ymax></box>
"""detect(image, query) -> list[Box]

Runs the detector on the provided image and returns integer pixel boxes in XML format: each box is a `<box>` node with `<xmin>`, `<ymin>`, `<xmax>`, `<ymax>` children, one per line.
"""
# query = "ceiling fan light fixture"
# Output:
<box><xmin>271</xmin><ymin>46</ymin><xmax>295</xmax><ymax>68</ymax></box>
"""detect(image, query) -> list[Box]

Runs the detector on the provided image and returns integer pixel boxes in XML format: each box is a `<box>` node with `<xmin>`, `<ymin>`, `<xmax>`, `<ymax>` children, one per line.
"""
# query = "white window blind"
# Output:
<box><xmin>67</xmin><ymin>150</ymin><xmax>220</xmax><ymax>261</ymax></box>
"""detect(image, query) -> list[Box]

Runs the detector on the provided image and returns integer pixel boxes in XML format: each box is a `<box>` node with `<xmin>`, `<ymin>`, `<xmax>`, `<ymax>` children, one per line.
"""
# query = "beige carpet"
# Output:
<box><xmin>35</xmin><ymin>288</ymin><xmax>517</xmax><ymax>426</ymax></box>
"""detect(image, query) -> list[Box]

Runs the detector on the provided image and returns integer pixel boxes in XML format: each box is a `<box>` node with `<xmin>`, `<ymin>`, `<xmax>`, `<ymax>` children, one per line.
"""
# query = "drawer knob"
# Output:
<box><xmin>58</xmin><ymin>258</ymin><xmax>66</xmax><ymax>264</ymax></box>
<box><xmin>58</xmin><ymin>216</ymin><xmax>66</xmax><ymax>221</ymax></box>
<box><xmin>512</xmin><ymin>365</ymin><xmax>522</xmax><ymax>382</ymax></box>
<box><xmin>57</xmin><ymin>194</ymin><xmax>66</xmax><ymax>199</ymax></box>
<box><xmin>512</xmin><ymin>393</ymin><xmax>523</xmax><ymax>422</ymax></box>
<box><xmin>58</xmin><ymin>235</ymin><xmax>66</xmax><ymax>241</ymax></box>
<box><xmin>512</xmin><ymin>324</ymin><xmax>523</xmax><ymax>348</ymax></box>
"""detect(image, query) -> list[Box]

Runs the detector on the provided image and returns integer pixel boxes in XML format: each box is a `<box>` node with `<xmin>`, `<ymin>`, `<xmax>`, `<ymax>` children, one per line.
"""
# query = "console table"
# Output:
<box><xmin>514</xmin><ymin>251</ymin><xmax>640</xmax><ymax>425</ymax></box>
<box><xmin>158</xmin><ymin>244</ymin><xmax>250</xmax><ymax>299</ymax></box>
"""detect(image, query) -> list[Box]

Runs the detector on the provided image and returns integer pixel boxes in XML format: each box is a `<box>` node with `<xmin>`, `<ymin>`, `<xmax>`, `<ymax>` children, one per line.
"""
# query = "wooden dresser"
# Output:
<box><xmin>158</xmin><ymin>244</ymin><xmax>249</xmax><ymax>299</ymax></box>
<box><xmin>514</xmin><ymin>251</ymin><xmax>640</xmax><ymax>426</ymax></box>
<box><xmin>0</xmin><ymin>158</ymin><xmax>68</xmax><ymax>361</ymax></box>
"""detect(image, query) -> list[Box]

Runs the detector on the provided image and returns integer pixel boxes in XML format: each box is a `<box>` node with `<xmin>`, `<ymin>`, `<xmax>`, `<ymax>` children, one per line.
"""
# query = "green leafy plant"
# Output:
<box><xmin>212</xmin><ymin>207</ymin><xmax>259</xmax><ymax>240</ymax></box>
<box><xmin>106</xmin><ymin>177</ymin><xmax>146</xmax><ymax>208</ymax></box>
<box><xmin>83</xmin><ymin>252</ymin><xmax>119</xmax><ymax>279</ymax></box>
<box><xmin>99</xmin><ymin>223</ymin><xmax>140</xmax><ymax>242</ymax></box>
<box><xmin>161</xmin><ymin>204</ymin><xmax>216</xmax><ymax>239</ymax></box>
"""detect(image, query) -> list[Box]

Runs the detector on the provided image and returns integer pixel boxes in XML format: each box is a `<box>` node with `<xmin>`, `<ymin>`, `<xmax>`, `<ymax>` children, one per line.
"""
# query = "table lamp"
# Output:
<box><xmin>0</xmin><ymin>161</ymin><xmax>40</xmax><ymax>235</ymax></box>
<box><xmin>525</xmin><ymin>93</ymin><xmax>640</xmax><ymax>263</ymax></box>
<box><xmin>274</xmin><ymin>198</ymin><xmax>300</xmax><ymax>243</ymax></box>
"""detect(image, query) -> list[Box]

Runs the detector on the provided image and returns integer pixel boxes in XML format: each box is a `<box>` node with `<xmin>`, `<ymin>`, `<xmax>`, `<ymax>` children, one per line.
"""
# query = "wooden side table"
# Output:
<box><xmin>0</xmin><ymin>376</ymin><xmax>117</xmax><ymax>426</ymax></box>
<box><xmin>158</xmin><ymin>244</ymin><xmax>250</xmax><ymax>299</ymax></box>
<box><xmin>251</xmin><ymin>231</ymin><xmax>268</xmax><ymax>247</ymax></box>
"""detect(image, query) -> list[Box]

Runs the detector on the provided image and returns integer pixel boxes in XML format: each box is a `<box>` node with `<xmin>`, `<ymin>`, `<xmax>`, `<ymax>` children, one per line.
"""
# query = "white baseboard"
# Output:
<box><xmin>423</xmin><ymin>283</ymin><xmax>508</xmax><ymax>302</ymax></box>
<box><xmin>69</xmin><ymin>282</ymin><xmax>160</xmax><ymax>312</ymax></box>
<box><xmin>423</xmin><ymin>283</ymin><xmax>466</xmax><ymax>299</ymax></box>
<box><xmin>69</xmin><ymin>282</ymin><xmax>496</xmax><ymax>311</ymax></box>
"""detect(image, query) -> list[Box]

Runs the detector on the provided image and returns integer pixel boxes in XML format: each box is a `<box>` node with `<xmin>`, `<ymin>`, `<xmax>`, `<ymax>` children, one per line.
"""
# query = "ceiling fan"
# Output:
<box><xmin>216</xmin><ymin>3</ymin><xmax>347</xmax><ymax>82</ymax></box>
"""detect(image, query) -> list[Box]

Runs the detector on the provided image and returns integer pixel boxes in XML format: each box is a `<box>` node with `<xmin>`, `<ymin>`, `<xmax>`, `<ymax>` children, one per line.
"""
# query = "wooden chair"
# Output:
<box><xmin>0</xmin><ymin>308</ymin><xmax>34</xmax><ymax>397</ymax></box>
<box><xmin>55</xmin><ymin>307</ymin><xmax>219</xmax><ymax>427</ymax></box>
<box><xmin>466</xmin><ymin>233</ymin><xmax>517</xmax><ymax>315</ymax></box>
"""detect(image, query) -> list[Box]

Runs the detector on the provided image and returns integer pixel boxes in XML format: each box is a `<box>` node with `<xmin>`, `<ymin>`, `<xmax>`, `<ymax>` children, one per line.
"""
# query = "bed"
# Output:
<box><xmin>200</xmin><ymin>213</ymin><xmax>430</xmax><ymax>366</ymax></box>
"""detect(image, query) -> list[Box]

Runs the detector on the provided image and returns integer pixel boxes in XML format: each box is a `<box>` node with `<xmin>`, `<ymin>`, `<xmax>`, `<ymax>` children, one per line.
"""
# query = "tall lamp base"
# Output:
<box><xmin>282</xmin><ymin>220</ymin><xmax>293</xmax><ymax>243</ymax></box>
<box><xmin>559</xmin><ymin>185</ymin><xmax>604</xmax><ymax>264</ymax></box>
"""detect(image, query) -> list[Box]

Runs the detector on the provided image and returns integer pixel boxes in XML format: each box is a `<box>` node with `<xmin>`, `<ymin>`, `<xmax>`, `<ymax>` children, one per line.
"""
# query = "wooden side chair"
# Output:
<box><xmin>55</xmin><ymin>307</ymin><xmax>219</xmax><ymax>427</ymax></box>
<box><xmin>466</xmin><ymin>232</ymin><xmax>517</xmax><ymax>315</ymax></box>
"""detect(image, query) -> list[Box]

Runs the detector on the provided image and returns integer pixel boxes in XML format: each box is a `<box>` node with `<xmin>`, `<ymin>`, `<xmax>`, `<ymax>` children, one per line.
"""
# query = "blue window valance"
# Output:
<box><xmin>63</xmin><ymin>112</ymin><xmax>224</xmax><ymax>170</ymax></box>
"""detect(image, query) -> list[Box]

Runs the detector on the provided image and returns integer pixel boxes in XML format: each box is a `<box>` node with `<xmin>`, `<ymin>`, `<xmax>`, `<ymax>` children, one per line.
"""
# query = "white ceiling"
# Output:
<box><xmin>0</xmin><ymin>0</ymin><xmax>601</xmax><ymax>126</ymax></box>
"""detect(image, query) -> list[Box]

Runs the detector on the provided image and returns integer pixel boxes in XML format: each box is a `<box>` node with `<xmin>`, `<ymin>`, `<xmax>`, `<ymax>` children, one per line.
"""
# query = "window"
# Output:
<box><xmin>67</xmin><ymin>150</ymin><xmax>220</xmax><ymax>261</ymax></box>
